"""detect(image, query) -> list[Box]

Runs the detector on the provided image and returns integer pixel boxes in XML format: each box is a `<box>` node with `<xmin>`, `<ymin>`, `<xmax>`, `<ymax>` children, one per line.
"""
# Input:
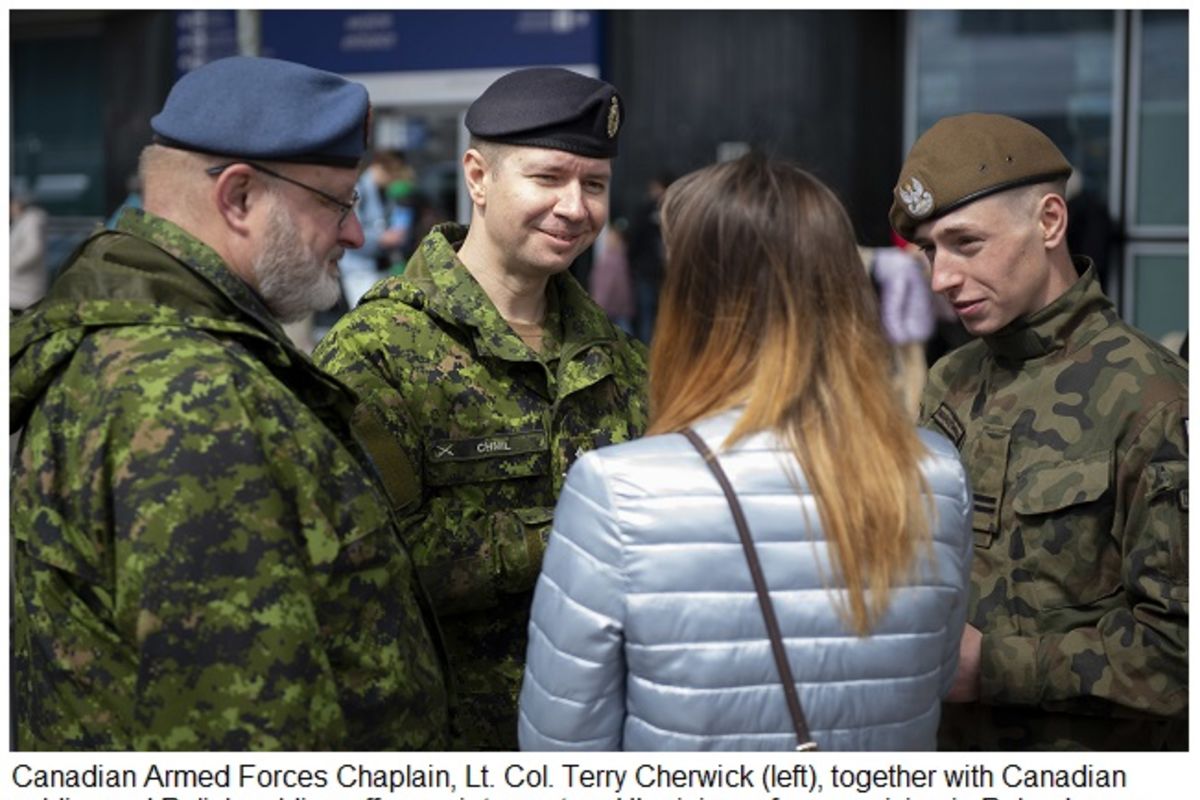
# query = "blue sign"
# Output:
<box><xmin>174</xmin><ymin>10</ymin><xmax>239</xmax><ymax>76</ymax></box>
<box><xmin>260</xmin><ymin>10</ymin><xmax>600</xmax><ymax>74</ymax></box>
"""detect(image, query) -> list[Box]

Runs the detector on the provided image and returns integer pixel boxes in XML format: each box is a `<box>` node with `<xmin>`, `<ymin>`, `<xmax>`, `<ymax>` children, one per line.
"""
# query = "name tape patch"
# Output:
<box><xmin>931</xmin><ymin>403</ymin><xmax>966</xmax><ymax>449</ymax></box>
<box><xmin>428</xmin><ymin>431</ymin><xmax>546</xmax><ymax>463</ymax></box>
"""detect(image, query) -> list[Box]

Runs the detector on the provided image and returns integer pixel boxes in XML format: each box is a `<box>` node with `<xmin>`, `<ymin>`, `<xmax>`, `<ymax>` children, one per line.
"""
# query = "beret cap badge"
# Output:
<box><xmin>899</xmin><ymin>177</ymin><xmax>934</xmax><ymax>218</ymax></box>
<box><xmin>607</xmin><ymin>96</ymin><xmax>620</xmax><ymax>139</ymax></box>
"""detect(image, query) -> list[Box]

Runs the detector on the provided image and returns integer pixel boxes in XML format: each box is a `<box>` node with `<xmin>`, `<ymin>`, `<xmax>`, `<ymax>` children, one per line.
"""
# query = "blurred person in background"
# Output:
<box><xmin>864</xmin><ymin>232</ymin><xmax>937</xmax><ymax>418</ymax></box>
<box><xmin>381</xmin><ymin>162</ymin><xmax>425</xmax><ymax>274</ymax></box>
<box><xmin>588</xmin><ymin>219</ymin><xmax>635</xmax><ymax>333</ymax></box>
<box><xmin>314</xmin><ymin>67</ymin><xmax>648</xmax><ymax>750</ymax></box>
<box><xmin>626</xmin><ymin>171</ymin><xmax>671</xmax><ymax>343</ymax></box>
<box><xmin>895</xmin><ymin>113</ymin><xmax>1188</xmax><ymax>750</ymax></box>
<box><xmin>9</xmin><ymin>191</ymin><xmax>48</xmax><ymax>312</ymax></box>
<box><xmin>9</xmin><ymin>56</ymin><xmax>448</xmax><ymax>750</ymax></box>
<box><xmin>336</xmin><ymin>151</ymin><xmax>394</xmax><ymax>309</ymax></box>
<box><xmin>314</xmin><ymin>150</ymin><xmax>415</xmax><ymax>343</ymax></box>
<box><xmin>519</xmin><ymin>154</ymin><xmax>972</xmax><ymax>751</ymax></box>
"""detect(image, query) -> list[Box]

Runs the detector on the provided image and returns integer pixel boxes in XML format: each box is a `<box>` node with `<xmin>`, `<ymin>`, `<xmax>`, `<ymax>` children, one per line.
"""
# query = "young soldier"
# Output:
<box><xmin>893</xmin><ymin>113</ymin><xmax>1187</xmax><ymax>750</ymax></box>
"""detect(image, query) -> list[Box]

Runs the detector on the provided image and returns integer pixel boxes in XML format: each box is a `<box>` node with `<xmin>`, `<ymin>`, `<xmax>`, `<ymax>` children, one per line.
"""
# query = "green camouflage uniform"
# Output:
<box><xmin>921</xmin><ymin>260</ymin><xmax>1188</xmax><ymax>750</ymax></box>
<box><xmin>10</xmin><ymin>209</ymin><xmax>449</xmax><ymax>750</ymax></box>
<box><xmin>313</xmin><ymin>222</ymin><xmax>649</xmax><ymax>749</ymax></box>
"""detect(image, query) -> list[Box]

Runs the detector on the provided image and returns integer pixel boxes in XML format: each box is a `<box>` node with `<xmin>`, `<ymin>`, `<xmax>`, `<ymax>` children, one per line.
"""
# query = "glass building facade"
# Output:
<box><xmin>908</xmin><ymin>9</ymin><xmax>1188</xmax><ymax>342</ymax></box>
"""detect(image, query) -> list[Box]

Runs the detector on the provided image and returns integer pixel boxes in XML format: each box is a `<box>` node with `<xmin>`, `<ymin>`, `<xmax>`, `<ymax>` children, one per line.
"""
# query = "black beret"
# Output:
<box><xmin>151</xmin><ymin>56</ymin><xmax>370</xmax><ymax>168</ymax></box>
<box><xmin>465</xmin><ymin>67</ymin><xmax>622</xmax><ymax>159</ymax></box>
<box><xmin>890</xmin><ymin>113</ymin><xmax>1072</xmax><ymax>239</ymax></box>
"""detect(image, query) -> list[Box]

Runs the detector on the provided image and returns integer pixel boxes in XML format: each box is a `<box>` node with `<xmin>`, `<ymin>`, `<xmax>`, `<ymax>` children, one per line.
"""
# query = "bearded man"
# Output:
<box><xmin>9</xmin><ymin>56</ymin><xmax>448</xmax><ymax>750</ymax></box>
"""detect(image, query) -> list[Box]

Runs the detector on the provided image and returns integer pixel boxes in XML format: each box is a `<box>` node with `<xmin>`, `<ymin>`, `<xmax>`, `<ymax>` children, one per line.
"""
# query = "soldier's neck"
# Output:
<box><xmin>478</xmin><ymin>271</ymin><xmax>548</xmax><ymax>327</ymax></box>
<box><xmin>505</xmin><ymin>316</ymin><xmax>546</xmax><ymax>353</ymax></box>
<box><xmin>457</xmin><ymin>236</ymin><xmax>550</xmax><ymax>328</ymax></box>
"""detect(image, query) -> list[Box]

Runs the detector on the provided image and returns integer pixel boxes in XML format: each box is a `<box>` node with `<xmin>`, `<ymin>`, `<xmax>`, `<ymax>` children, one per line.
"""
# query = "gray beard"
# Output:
<box><xmin>252</xmin><ymin>200</ymin><xmax>343</xmax><ymax>323</ymax></box>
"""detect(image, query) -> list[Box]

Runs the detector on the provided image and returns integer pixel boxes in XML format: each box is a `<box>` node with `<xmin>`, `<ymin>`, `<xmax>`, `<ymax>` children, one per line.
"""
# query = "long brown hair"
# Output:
<box><xmin>648</xmin><ymin>154</ymin><xmax>931</xmax><ymax>635</ymax></box>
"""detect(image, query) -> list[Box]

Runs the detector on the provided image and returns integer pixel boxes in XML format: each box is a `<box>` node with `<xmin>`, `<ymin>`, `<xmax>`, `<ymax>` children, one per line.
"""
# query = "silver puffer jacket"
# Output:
<box><xmin>518</xmin><ymin>408</ymin><xmax>972</xmax><ymax>750</ymax></box>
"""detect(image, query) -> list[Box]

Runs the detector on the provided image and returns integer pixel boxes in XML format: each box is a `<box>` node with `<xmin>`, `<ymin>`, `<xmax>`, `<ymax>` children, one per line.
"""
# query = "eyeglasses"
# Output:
<box><xmin>206</xmin><ymin>161</ymin><xmax>359</xmax><ymax>228</ymax></box>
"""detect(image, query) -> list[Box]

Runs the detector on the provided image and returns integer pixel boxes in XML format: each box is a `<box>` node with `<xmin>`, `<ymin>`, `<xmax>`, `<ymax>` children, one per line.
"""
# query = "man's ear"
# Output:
<box><xmin>212</xmin><ymin>164</ymin><xmax>259</xmax><ymax>235</ymax></box>
<box><xmin>462</xmin><ymin>148</ymin><xmax>489</xmax><ymax>209</ymax></box>
<box><xmin>1038</xmin><ymin>192</ymin><xmax>1068</xmax><ymax>250</ymax></box>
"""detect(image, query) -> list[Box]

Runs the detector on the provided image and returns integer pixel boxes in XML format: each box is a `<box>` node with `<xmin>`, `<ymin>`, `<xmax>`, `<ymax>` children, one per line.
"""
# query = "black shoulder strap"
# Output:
<box><xmin>681</xmin><ymin>427</ymin><xmax>818</xmax><ymax>751</ymax></box>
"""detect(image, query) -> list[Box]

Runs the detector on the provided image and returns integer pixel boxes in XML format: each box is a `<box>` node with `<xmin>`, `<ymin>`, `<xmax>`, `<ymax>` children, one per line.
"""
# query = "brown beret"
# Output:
<box><xmin>889</xmin><ymin>113</ymin><xmax>1072</xmax><ymax>239</ymax></box>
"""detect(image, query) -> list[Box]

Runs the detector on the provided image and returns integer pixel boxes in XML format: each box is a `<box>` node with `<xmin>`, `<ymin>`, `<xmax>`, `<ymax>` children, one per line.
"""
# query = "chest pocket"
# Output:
<box><xmin>424</xmin><ymin>430</ymin><xmax>550</xmax><ymax>487</ymax></box>
<box><xmin>1011</xmin><ymin>451</ymin><xmax>1119</xmax><ymax>611</ymax></box>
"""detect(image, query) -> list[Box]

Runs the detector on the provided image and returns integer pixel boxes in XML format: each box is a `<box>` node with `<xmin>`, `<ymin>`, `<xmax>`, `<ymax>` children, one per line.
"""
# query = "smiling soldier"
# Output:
<box><xmin>314</xmin><ymin>67</ymin><xmax>649</xmax><ymax>749</ymax></box>
<box><xmin>893</xmin><ymin>113</ymin><xmax>1188</xmax><ymax>750</ymax></box>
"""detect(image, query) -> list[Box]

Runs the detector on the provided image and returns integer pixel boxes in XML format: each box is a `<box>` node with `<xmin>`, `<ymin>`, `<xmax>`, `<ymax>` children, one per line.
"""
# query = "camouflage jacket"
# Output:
<box><xmin>313</xmin><ymin>223</ymin><xmax>649</xmax><ymax>748</ymax></box>
<box><xmin>920</xmin><ymin>260</ymin><xmax>1188</xmax><ymax>750</ymax></box>
<box><xmin>9</xmin><ymin>209</ymin><xmax>449</xmax><ymax>750</ymax></box>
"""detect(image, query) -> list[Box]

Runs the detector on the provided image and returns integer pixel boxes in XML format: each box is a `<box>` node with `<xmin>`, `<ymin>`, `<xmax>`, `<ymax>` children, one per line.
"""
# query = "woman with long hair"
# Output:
<box><xmin>518</xmin><ymin>154</ymin><xmax>971</xmax><ymax>750</ymax></box>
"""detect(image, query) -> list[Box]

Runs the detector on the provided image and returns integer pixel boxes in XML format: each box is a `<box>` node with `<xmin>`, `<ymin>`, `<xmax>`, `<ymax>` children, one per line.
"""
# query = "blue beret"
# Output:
<box><xmin>465</xmin><ymin>68</ymin><xmax>622</xmax><ymax>159</ymax></box>
<box><xmin>151</xmin><ymin>56</ymin><xmax>369</xmax><ymax>168</ymax></box>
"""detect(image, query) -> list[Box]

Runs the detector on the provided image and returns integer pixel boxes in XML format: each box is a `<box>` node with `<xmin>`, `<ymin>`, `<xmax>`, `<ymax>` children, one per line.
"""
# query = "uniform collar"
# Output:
<box><xmin>115</xmin><ymin>207</ymin><xmax>291</xmax><ymax>343</ymax></box>
<box><xmin>13</xmin><ymin>208</ymin><xmax>359</xmax><ymax>434</ymax></box>
<box><xmin>983</xmin><ymin>257</ymin><xmax>1116</xmax><ymax>362</ymax></box>
<box><xmin>110</xmin><ymin>209</ymin><xmax>358</xmax><ymax>418</ymax></box>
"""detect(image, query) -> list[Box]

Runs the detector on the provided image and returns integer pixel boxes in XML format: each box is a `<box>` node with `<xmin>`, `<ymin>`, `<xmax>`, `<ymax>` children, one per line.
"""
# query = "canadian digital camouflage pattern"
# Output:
<box><xmin>313</xmin><ymin>222</ymin><xmax>649</xmax><ymax>749</ymax></box>
<box><xmin>9</xmin><ymin>209</ymin><xmax>449</xmax><ymax>750</ymax></box>
<box><xmin>920</xmin><ymin>260</ymin><xmax>1188</xmax><ymax>750</ymax></box>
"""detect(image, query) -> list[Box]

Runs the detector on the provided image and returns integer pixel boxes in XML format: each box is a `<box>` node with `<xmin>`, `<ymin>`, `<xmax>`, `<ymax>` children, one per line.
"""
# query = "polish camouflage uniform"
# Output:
<box><xmin>313</xmin><ymin>222</ymin><xmax>649</xmax><ymax>749</ymax></box>
<box><xmin>10</xmin><ymin>210</ymin><xmax>449</xmax><ymax>750</ymax></box>
<box><xmin>921</xmin><ymin>260</ymin><xmax>1188</xmax><ymax>750</ymax></box>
